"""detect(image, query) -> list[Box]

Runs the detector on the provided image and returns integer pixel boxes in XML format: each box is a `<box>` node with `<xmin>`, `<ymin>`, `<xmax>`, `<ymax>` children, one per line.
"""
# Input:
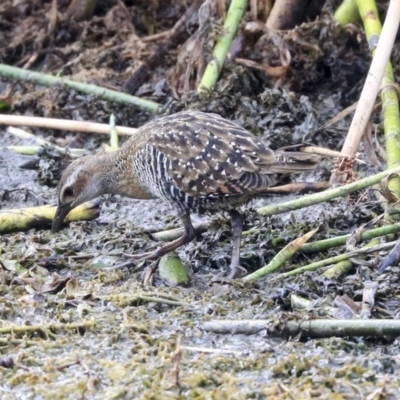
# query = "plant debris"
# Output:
<box><xmin>2</xmin><ymin>1</ymin><xmax>400</xmax><ymax>398</ymax></box>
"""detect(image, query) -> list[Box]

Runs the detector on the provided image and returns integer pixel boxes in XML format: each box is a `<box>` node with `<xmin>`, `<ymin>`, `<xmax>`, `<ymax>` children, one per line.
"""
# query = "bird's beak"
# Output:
<box><xmin>52</xmin><ymin>203</ymin><xmax>73</xmax><ymax>233</ymax></box>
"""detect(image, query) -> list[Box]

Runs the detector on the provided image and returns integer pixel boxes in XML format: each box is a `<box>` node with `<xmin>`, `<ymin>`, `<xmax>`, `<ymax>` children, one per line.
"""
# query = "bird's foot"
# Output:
<box><xmin>228</xmin><ymin>265</ymin><xmax>247</xmax><ymax>279</ymax></box>
<box><xmin>123</xmin><ymin>250</ymin><xmax>156</xmax><ymax>260</ymax></box>
<box><xmin>212</xmin><ymin>265</ymin><xmax>247</xmax><ymax>282</ymax></box>
<box><xmin>105</xmin><ymin>258</ymin><xmax>141</xmax><ymax>270</ymax></box>
<box><xmin>105</xmin><ymin>251</ymin><xmax>156</xmax><ymax>270</ymax></box>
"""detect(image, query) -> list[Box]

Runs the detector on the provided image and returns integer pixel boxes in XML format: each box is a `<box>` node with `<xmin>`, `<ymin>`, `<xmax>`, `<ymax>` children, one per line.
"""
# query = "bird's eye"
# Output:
<box><xmin>63</xmin><ymin>187</ymin><xmax>74</xmax><ymax>198</ymax></box>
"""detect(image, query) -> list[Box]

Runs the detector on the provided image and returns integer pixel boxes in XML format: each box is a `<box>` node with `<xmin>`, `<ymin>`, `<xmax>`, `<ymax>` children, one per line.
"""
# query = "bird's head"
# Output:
<box><xmin>52</xmin><ymin>155</ymin><xmax>109</xmax><ymax>233</ymax></box>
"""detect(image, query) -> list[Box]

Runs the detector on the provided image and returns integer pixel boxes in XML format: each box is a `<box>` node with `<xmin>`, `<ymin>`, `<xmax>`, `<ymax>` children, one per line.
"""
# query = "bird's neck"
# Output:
<box><xmin>89</xmin><ymin>152</ymin><xmax>120</xmax><ymax>194</ymax></box>
<box><xmin>98</xmin><ymin>149</ymin><xmax>154</xmax><ymax>200</ymax></box>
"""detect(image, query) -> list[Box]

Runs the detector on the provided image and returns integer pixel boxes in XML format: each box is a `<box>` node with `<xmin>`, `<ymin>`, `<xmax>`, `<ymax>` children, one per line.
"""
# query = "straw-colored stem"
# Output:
<box><xmin>0</xmin><ymin>114</ymin><xmax>137</xmax><ymax>136</ymax></box>
<box><xmin>339</xmin><ymin>0</ymin><xmax>400</xmax><ymax>157</ymax></box>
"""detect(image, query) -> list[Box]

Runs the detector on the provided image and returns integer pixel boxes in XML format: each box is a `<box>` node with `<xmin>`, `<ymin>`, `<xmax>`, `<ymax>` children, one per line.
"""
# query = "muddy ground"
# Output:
<box><xmin>1</xmin><ymin>1</ymin><xmax>400</xmax><ymax>399</ymax></box>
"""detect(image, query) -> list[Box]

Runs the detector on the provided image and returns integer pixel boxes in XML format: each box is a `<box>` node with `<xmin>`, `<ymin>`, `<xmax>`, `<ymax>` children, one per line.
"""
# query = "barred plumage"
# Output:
<box><xmin>52</xmin><ymin>110</ymin><xmax>318</xmax><ymax>278</ymax></box>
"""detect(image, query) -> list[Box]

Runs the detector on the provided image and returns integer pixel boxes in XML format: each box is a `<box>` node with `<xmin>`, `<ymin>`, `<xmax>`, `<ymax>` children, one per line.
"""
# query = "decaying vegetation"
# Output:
<box><xmin>1</xmin><ymin>0</ymin><xmax>400</xmax><ymax>398</ymax></box>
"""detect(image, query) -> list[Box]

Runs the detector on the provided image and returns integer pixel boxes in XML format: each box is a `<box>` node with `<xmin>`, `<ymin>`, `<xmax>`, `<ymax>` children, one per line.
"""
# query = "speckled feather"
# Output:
<box><xmin>115</xmin><ymin>111</ymin><xmax>318</xmax><ymax>211</ymax></box>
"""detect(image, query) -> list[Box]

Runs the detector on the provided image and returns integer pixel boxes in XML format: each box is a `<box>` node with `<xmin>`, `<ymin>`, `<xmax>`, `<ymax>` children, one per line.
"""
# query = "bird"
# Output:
<box><xmin>52</xmin><ymin>110</ymin><xmax>318</xmax><ymax>278</ymax></box>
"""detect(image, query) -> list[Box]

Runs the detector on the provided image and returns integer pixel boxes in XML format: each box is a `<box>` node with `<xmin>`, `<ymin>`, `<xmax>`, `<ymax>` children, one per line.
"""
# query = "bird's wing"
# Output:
<box><xmin>147</xmin><ymin>111</ymin><xmax>316</xmax><ymax>197</ymax></box>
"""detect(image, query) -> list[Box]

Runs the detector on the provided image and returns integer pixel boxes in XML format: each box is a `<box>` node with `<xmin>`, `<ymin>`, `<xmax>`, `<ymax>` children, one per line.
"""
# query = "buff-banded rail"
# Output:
<box><xmin>52</xmin><ymin>110</ymin><xmax>318</xmax><ymax>278</ymax></box>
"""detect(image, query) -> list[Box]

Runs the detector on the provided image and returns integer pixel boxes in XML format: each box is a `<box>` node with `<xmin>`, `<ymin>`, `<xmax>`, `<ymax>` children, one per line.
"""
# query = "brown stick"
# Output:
<box><xmin>266</xmin><ymin>0</ymin><xmax>307</xmax><ymax>30</ymax></box>
<box><xmin>264</xmin><ymin>182</ymin><xmax>330</xmax><ymax>194</ymax></box>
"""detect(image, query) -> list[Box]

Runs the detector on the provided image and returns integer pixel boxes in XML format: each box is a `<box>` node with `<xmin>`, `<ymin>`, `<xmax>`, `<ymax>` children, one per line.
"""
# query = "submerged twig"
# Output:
<box><xmin>105</xmin><ymin>293</ymin><xmax>190</xmax><ymax>308</ymax></box>
<box><xmin>181</xmin><ymin>346</ymin><xmax>243</xmax><ymax>355</ymax></box>
<box><xmin>203</xmin><ymin>318</ymin><xmax>400</xmax><ymax>338</ymax></box>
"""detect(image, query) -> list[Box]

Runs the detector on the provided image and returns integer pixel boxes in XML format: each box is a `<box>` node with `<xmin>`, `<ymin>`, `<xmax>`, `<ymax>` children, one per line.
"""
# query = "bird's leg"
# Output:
<box><xmin>116</xmin><ymin>214</ymin><xmax>196</xmax><ymax>268</ymax></box>
<box><xmin>228</xmin><ymin>210</ymin><xmax>246</xmax><ymax>279</ymax></box>
<box><xmin>143</xmin><ymin>213</ymin><xmax>196</xmax><ymax>259</ymax></box>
